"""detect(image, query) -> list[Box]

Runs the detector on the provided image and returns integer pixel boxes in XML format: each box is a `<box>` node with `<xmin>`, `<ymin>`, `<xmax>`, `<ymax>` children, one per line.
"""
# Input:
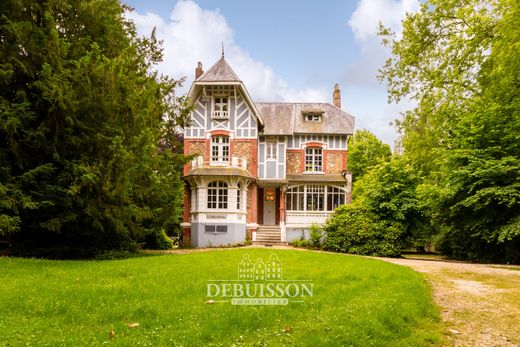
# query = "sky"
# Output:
<box><xmin>124</xmin><ymin>0</ymin><xmax>419</xmax><ymax>146</ymax></box>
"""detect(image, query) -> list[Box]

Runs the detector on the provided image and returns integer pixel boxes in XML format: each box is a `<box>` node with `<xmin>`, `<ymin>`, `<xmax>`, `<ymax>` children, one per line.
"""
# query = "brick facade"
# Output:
<box><xmin>233</xmin><ymin>140</ymin><xmax>258</xmax><ymax>176</ymax></box>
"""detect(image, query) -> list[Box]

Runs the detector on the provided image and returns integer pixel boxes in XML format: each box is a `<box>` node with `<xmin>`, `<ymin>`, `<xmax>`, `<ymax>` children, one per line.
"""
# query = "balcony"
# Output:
<box><xmin>186</xmin><ymin>156</ymin><xmax>253</xmax><ymax>179</ymax></box>
<box><xmin>190</xmin><ymin>155</ymin><xmax>248</xmax><ymax>170</ymax></box>
<box><xmin>212</xmin><ymin>110</ymin><xmax>229</xmax><ymax>119</ymax></box>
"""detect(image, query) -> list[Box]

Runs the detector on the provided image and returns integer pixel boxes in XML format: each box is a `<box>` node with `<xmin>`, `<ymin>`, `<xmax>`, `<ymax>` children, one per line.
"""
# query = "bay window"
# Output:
<box><xmin>207</xmin><ymin>181</ymin><xmax>228</xmax><ymax>209</ymax></box>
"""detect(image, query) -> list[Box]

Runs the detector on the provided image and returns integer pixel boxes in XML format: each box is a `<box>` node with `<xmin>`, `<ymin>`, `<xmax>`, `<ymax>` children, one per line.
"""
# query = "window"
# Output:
<box><xmin>327</xmin><ymin>186</ymin><xmax>346</xmax><ymax>211</ymax></box>
<box><xmin>205</xmin><ymin>225</ymin><xmax>228</xmax><ymax>233</ymax></box>
<box><xmin>211</xmin><ymin>136</ymin><xmax>230</xmax><ymax>163</ymax></box>
<box><xmin>237</xmin><ymin>183</ymin><xmax>241</xmax><ymax>210</ymax></box>
<box><xmin>304</xmin><ymin>114</ymin><xmax>321</xmax><ymax>122</ymax></box>
<box><xmin>286</xmin><ymin>185</ymin><xmax>304</xmax><ymax>211</ymax></box>
<box><xmin>213</xmin><ymin>97</ymin><xmax>229</xmax><ymax>118</ymax></box>
<box><xmin>266</xmin><ymin>141</ymin><xmax>277</xmax><ymax>160</ymax></box>
<box><xmin>305</xmin><ymin>148</ymin><xmax>323</xmax><ymax>172</ymax></box>
<box><xmin>207</xmin><ymin>181</ymin><xmax>228</xmax><ymax>209</ymax></box>
<box><xmin>286</xmin><ymin>185</ymin><xmax>346</xmax><ymax>212</ymax></box>
<box><xmin>306</xmin><ymin>185</ymin><xmax>325</xmax><ymax>211</ymax></box>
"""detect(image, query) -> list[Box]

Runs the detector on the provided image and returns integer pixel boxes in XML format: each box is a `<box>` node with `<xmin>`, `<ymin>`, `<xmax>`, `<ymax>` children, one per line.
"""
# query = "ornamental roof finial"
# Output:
<box><xmin>221</xmin><ymin>42</ymin><xmax>224</xmax><ymax>58</ymax></box>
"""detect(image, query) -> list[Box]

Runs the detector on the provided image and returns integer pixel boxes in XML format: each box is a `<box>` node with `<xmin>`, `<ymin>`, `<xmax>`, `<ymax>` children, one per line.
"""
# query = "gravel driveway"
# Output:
<box><xmin>380</xmin><ymin>257</ymin><xmax>520</xmax><ymax>347</ymax></box>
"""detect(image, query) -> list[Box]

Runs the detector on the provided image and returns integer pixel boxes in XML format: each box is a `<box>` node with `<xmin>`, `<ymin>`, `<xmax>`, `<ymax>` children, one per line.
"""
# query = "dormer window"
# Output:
<box><xmin>304</xmin><ymin>113</ymin><xmax>321</xmax><ymax>122</ymax></box>
<box><xmin>213</xmin><ymin>97</ymin><xmax>229</xmax><ymax>119</ymax></box>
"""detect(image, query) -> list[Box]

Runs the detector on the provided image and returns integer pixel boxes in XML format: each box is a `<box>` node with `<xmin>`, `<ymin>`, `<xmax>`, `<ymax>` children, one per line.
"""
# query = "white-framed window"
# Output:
<box><xmin>306</xmin><ymin>185</ymin><xmax>325</xmax><ymax>211</ymax></box>
<box><xmin>266</xmin><ymin>141</ymin><xmax>277</xmax><ymax>160</ymax></box>
<box><xmin>304</xmin><ymin>114</ymin><xmax>321</xmax><ymax>122</ymax></box>
<box><xmin>207</xmin><ymin>181</ymin><xmax>228</xmax><ymax>209</ymax></box>
<box><xmin>211</xmin><ymin>136</ymin><xmax>230</xmax><ymax>163</ymax></box>
<box><xmin>286</xmin><ymin>185</ymin><xmax>304</xmax><ymax>211</ymax></box>
<box><xmin>237</xmin><ymin>183</ymin><xmax>241</xmax><ymax>210</ymax></box>
<box><xmin>286</xmin><ymin>184</ymin><xmax>346</xmax><ymax>211</ymax></box>
<box><xmin>305</xmin><ymin>148</ymin><xmax>323</xmax><ymax>172</ymax></box>
<box><xmin>213</xmin><ymin>97</ymin><xmax>229</xmax><ymax>118</ymax></box>
<box><xmin>327</xmin><ymin>186</ymin><xmax>346</xmax><ymax>211</ymax></box>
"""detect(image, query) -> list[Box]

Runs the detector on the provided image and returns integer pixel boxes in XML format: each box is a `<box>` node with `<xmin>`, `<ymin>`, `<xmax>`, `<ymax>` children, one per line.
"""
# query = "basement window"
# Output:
<box><xmin>205</xmin><ymin>225</ymin><xmax>228</xmax><ymax>233</ymax></box>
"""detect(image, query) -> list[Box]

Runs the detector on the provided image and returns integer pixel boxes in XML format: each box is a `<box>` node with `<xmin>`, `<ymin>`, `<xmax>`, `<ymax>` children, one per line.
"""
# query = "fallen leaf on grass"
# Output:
<box><xmin>128</xmin><ymin>323</ymin><xmax>140</xmax><ymax>329</ymax></box>
<box><xmin>108</xmin><ymin>330</ymin><xmax>115</xmax><ymax>338</ymax></box>
<box><xmin>206</xmin><ymin>300</ymin><xmax>215</xmax><ymax>304</ymax></box>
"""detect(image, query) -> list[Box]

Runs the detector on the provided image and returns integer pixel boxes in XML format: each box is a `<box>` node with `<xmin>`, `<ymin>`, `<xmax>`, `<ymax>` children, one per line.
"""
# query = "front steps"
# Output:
<box><xmin>252</xmin><ymin>226</ymin><xmax>288</xmax><ymax>246</ymax></box>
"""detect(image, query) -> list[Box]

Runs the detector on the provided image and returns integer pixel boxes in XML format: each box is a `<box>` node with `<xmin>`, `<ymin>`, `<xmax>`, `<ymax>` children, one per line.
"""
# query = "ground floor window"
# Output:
<box><xmin>207</xmin><ymin>181</ymin><xmax>228</xmax><ymax>209</ymax></box>
<box><xmin>286</xmin><ymin>184</ymin><xmax>346</xmax><ymax>212</ymax></box>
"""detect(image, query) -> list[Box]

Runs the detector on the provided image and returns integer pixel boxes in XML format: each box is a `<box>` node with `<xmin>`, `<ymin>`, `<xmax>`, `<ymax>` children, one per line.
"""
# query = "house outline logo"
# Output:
<box><xmin>238</xmin><ymin>254</ymin><xmax>282</xmax><ymax>281</ymax></box>
<box><xmin>207</xmin><ymin>254</ymin><xmax>314</xmax><ymax>306</ymax></box>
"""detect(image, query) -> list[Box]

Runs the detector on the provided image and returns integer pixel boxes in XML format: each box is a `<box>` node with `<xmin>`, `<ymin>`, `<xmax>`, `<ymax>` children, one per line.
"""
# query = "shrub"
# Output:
<box><xmin>143</xmin><ymin>229</ymin><xmax>173</xmax><ymax>250</ymax></box>
<box><xmin>291</xmin><ymin>239</ymin><xmax>311</xmax><ymax>248</ymax></box>
<box><xmin>323</xmin><ymin>204</ymin><xmax>404</xmax><ymax>257</ymax></box>
<box><xmin>309</xmin><ymin>224</ymin><xmax>324</xmax><ymax>248</ymax></box>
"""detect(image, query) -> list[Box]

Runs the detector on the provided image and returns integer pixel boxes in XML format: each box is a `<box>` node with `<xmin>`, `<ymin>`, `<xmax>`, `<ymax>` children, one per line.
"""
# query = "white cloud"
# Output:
<box><xmin>349</xmin><ymin>0</ymin><xmax>419</xmax><ymax>46</ymax></box>
<box><xmin>345</xmin><ymin>0</ymin><xmax>419</xmax><ymax>147</ymax></box>
<box><xmin>126</xmin><ymin>0</ymin><xmax>327</xmax><ymax>102</ymax></box>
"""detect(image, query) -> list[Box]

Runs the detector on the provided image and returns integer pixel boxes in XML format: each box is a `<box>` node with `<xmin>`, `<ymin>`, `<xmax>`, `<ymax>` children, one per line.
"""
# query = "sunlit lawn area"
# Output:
<box><xmin>0</xmin><ymin>249</ymin><xmax>442</xmax><ymax>346</ymax></box>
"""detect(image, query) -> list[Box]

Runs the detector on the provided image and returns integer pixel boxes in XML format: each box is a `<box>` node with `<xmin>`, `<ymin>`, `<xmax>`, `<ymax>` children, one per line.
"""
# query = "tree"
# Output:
<box><xmin>0</xmin><ymin>0</ymin><xmax>188</xmax><ymax>257</ymax></box>
<box><xmin>379</xmin><ymin>0</ymin><xmax>520</xmax><ymax>263</ymax></box>
<box><xmin>354</xmin><ymin>157</ymin><xmax>432</xmax><ymax>250</ymax></box>
<box><xmin>348</xmin><ymin>129</ymin><xmax>391</xmax><ymax>182</ymax></box>
<box><xmin>324</xmin><ymin>157</ymin><xmax>431</xmax><ymax>256</ymax></box>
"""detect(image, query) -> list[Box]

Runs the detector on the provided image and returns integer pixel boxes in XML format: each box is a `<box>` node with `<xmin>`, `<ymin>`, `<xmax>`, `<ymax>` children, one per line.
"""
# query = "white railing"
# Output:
<box><xmin>212</xmin><ymin>111</ymin><xmax>229</xmax><ymax>119</ymax></box>
<box><xmin>286</xmin><ymin>211</ymin><xmax>329</xmax><ymax>225</ymax></box>
<box><xmin>191</xmin><ymin>155</ymin><xmax>248</xmax><ymax>170</ymax></box>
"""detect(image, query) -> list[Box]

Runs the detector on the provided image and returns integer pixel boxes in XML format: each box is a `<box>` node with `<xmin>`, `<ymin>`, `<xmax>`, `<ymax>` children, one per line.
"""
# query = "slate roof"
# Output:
<box><xmin>255</xmin><ymin>102</ymin><xmax>355</xmax><ymax>135</ymax></box>
<box><xmin>197</xmin><ymin>57</ymin><xmax>241</xmax><ymax>82</ymax></box>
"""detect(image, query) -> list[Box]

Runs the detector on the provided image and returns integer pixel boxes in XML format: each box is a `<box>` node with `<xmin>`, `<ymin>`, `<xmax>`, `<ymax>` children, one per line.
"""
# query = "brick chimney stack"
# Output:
<box><xmin>195</xmin><ymin>61</ymin><xmax>204</xmax><ymax>79</ymax></box>
<box><xmin>333</xmin><ymin>83</ymin><xmax>341</xmax><ymax>109</ymax></box>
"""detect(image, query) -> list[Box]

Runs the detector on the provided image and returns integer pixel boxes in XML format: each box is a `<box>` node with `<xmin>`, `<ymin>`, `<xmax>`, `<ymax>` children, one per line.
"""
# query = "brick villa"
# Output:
<box><xmin>181</xmin><ymin>54</ymin><xmax>355</xmax><ymax>247</ymax></box>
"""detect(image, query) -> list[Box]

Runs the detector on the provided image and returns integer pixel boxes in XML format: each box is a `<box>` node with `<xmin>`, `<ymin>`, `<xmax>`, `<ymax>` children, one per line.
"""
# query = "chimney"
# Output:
<box><xmin>195</xmin><ymin>61</ymin><xmax>204</xmax><ymax>79</ymax></box>
<box><xmin>333</xmin><ymin>83</ymin><xmax>341</xmax><ymax>109</ymax></box>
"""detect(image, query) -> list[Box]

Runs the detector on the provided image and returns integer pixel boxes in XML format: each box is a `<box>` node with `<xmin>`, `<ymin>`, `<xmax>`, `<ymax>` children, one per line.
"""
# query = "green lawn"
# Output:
<box><xmin>0</xmin><ymin>249</ymin><xmax>442</xmax><ymax>346</ymax></box>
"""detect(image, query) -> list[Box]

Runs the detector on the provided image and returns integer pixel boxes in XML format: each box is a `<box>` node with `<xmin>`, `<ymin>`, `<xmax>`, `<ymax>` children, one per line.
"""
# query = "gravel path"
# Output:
<box><xmin>379</xmin><ymin>258</ymin><xmax>520</xmax><ymax>347</ymax></box>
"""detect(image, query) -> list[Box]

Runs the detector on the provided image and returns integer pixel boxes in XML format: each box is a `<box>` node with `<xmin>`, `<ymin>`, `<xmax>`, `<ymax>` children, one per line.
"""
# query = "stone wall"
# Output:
<box><xmin>325</xmin><ymin>151</ymin><xmax>344</xmax><ymax>174</ymax></box>
<box><xmin>287</xmin><ymin>151</ymin><xmax>302</xmax><ymax>175</ymax></box>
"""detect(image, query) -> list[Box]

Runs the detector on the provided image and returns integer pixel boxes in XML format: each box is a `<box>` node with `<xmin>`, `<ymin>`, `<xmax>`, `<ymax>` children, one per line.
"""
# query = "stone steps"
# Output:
<box><xmin>253</xmin><ymin>226</ymin><xmax>288</xmax><ymax>246</ymax></box>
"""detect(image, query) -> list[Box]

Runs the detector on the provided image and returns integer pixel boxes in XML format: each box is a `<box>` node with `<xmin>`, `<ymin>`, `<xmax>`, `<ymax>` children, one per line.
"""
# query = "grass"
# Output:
<box><xmin>0</xmin><ymin>249</ymin><xmax>442</xmax><ymax>346</ymax></box>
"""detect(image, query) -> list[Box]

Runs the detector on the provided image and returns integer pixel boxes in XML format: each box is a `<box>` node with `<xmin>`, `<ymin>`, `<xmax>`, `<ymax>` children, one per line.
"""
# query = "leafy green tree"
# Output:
<box><xmin>324</xmin><ymin>157</ymin><xmax>431</xmax><ymax>256</ymax></box>
<box><xmin>348</xmin><ymin>129</ymin><xmax>391</xmax><ymax>182</ymax></box>
<box><xmin>0</xmin><ymin>0</ymin><xmax>187</xmax><ymax>257</ymax></box>
<box><xmin>379</xmin><ymin>0</ymin><xmax>520</xmax><ymax>262</ymax></box>
<box><xmin>355</xmin><ymin>157</ymin><xmax>432</xmax><ymax>249</ymax></box>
